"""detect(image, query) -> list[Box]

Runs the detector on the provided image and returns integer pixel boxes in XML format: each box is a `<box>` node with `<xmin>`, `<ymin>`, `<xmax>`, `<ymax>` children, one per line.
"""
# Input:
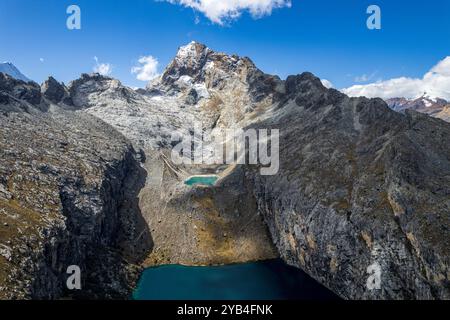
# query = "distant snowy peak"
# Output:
<box><xmin>387</xmin><ymin>95</ymin><xmax>448</xmax><ymax>112</ymax></box>
<box><xmin>0</xmin><ymin>62</ymin><xmax>30</xmax><ymax>82</ymax></box>
<box><xmin>386</xmin><ymin>95</ymin><xmax>449</xmax><ymax>122</ymax></box>
<box><xmin>413</xmin><ymin>92</ymin><xmax>448</xmax><ymax>105</ymax></box>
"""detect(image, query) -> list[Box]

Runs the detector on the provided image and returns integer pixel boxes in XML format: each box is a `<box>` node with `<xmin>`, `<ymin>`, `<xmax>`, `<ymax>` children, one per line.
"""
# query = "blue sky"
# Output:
<box><xmin>0</xmin><ymin>0</ymin><xmax>449</xmax><ymax>90</ymax></box>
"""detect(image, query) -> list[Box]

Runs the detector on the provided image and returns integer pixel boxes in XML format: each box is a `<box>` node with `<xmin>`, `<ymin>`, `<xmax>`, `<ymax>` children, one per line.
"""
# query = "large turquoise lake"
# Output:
<box><xmin>132</xmin><ymin>259</ymin><xmax>338</xmax><ymax>300</ymax></box>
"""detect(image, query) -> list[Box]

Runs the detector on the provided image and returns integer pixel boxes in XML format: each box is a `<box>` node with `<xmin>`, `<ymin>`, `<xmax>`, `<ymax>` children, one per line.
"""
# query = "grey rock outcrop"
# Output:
<box><xmin>241</xmin><ymin>73</ymin><xmax>450</xmax><ymax>299</ymax></box>
<box><xmin>0</xmin><ymin>78</ymin><xmax>151</xmax><ymax>299</ymax></box>
<box><xmin>41</xmin><ymin>76</ymin><xmax>73</xmax><ymax>106</ymax></box>
<box><xmin>0</xmin><ymin>73</ymin><xmax>42</xmax><ymax>109</ymax></box>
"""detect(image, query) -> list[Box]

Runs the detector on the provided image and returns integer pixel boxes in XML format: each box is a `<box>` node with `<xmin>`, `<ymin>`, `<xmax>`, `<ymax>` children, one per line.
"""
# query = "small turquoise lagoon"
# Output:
<box><xmin>184</xmin><ymin>175</ymin><xmax>218</xmax><ymax>186</ymax></box>
<box><xmin>132</xmin><ymin>259</ymin><xmax>338</xmax><ymax>300</ymax></box>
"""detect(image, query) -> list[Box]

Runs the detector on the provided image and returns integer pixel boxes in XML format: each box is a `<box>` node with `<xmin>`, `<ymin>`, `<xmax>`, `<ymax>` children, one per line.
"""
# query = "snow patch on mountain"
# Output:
<box><xmin>386</xmin><ymin>95</ymin><xmax>450</xmax><ymax>122</ymax></box>
<box><xmin>0</xmin><ymin>62</ymin><xmax>30</xmax><ymax>82</ymax></box>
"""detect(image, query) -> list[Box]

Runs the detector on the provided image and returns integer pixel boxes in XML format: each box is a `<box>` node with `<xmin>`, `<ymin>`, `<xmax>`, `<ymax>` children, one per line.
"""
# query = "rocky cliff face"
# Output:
<box><xmin>0</xmin><ymin>73</ymin><xmax>43</xmax><ymax>111</ymax></box>
<box><xmin>0</xmin><ymin>75</ymin><xmax>151</xmax><ymax>299</ymax></box>
<box><xmin>41</xmin><ymin>76</ymin><xmax>73</xmax><ymax>107</ymax></box>
<box><xmin>241</xmin><ymin>74</ymin><xmax>450</xmax><ymax>299</ymax></box>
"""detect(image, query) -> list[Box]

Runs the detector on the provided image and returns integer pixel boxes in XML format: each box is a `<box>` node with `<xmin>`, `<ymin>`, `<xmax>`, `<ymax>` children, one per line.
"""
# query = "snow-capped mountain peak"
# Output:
<box><xmin>157</xmin><ymin>41</ymin><xmax>259</xmax><ymax>91</ymax></box>
<box><xmin>386</xmin><ymin>95</ymin><xmax>450</xmax><ymax>122</ymax></box>
<box><xmin>175</xmin><ymin>41</ymin><xmax>210</xmax><ymax>61</ymax></box>
<box><xmin>0</xmin><ymin>62</ymin><xmax>30</xmax><ymax>82</ymax></box>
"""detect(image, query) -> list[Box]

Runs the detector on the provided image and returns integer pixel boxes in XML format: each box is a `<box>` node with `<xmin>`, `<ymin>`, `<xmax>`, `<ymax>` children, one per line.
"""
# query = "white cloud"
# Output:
<box><xmin>93</xmin><ymin>56</ymin><xmax>113</xmax><ymax>76</ymax></box>
<box><xmin>342</xmin><ymin>57</ymin><xmax>450</xmax><ymax>100</ymax></box>
<box><xmin>164</xmin><ymin>0</ymin><xmax>292</xmax><ymax>25</ymax></box>
<box><xmin>131</xmin><ymin>55</ymin><xmax>159</xmax><ymax>81</ymax></box>
<box><xmin>321</xmin><ymin>79</ymin><xmax>333</xmax><ymax>89</ymax></box>
<box><xmin>39</xmin><ymin>58</ymin><xmax>44</xmax><ymax>63</ymax></box>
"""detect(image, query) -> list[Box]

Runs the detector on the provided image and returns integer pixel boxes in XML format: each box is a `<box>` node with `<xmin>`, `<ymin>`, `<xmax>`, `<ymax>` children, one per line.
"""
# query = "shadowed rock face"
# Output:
<box><xmin>242</xmin><ymin>74</ymin><xmax>450</xmax><ymax>299</ymax></box>
<box><xmin>0</xmin><ymin>42</ymin><xmax>449</xmax><ymax>300</ymax></box>
<box><xmin>0</xmin><ymin>80</ymin><xmax>152</xmax><ymax>299</ymax></box>
<box><xmin>41</xmin><ymin>76</ymin><xmax>73</xmax><ymax>106</ymax></box>
<box><xmin>41</xmin><ymin>76</ymin><xmax>65</xmax><ymax>103</ymax></box>
<box><xmin>0</xmin><ymin>73</ymin><xmax>42</xmax><ymax>109</ymax></box>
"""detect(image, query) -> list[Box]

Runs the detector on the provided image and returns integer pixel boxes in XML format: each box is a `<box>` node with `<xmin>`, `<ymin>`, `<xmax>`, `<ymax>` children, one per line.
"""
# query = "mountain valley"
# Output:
<box><xmin>0</xmin><ymin>42</ymin><xmax>449</xmax><ymax>300</ymax></box>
